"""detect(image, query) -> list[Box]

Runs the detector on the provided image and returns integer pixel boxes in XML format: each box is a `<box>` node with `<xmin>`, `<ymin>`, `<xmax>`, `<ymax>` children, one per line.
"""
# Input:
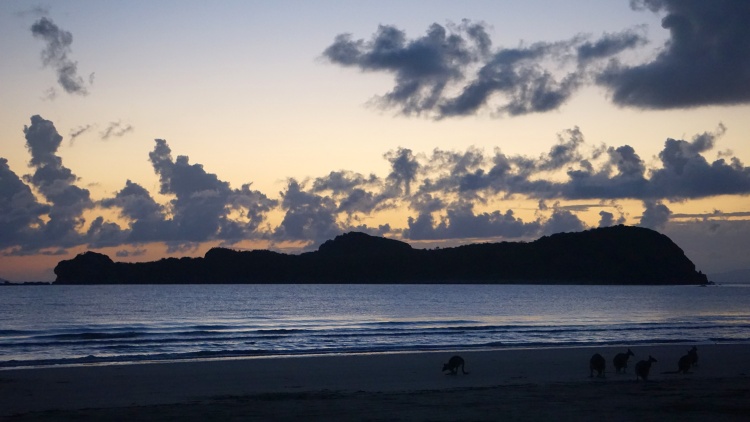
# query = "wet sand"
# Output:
<box><xmin>2</xmin><ymin>344</ymin><xmax>749</xmax><ymax>421</ymax></box>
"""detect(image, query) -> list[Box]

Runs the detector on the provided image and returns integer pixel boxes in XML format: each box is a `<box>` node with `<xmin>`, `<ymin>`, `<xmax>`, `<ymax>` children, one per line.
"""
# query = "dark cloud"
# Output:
<box><xmin>4</xmin><ymin>117</ymin><xmax>281</xmax><ymax>255</ymax></box>
<box><xmin>147</xmin><ymin>139</ymin><xmax>276</xmax><ymax>244</ymax></box>
<box><xmin>598</xmin><ymin>0</ymin><xmax>750</xmax><ymax>108</ymax></box>
<box><xmin>577</xmin><ymin>27</ymin><xmax>648</xmax><ymax>62</ymax></box>
<box><xmin>382</xmin><ymin>124</ymin><xmax>750</xmax><ymax>213</ymax></box>
<box><xmin>86</xmin><ymin>216</ymin><xmax>128</xmax><ymax>248</ymax></box>
<box><xmin>403</xmin><ymin>201</ymin><xmax>541</xmax><ymax>240</ymax></box>
<box><xmin>273</xmin><ymin>179</ymin><xmax>341</xmax><ymax>244</ymax></box>
<box><xmin>0</xmin><ymin>158</ymin><xmax>49</xmax><ymax>249</ymax></box>
<box><xmin>99</xmin><ymin>179</ymin><xmax>172</xmax><ymax>243</ymax></box>
<box><xmin>598</xmin><ymin>210</ymin><xmax>626</xmax><ymax>227</ymax></box>
<box><xmin>323</xmin><ymin>21</ymin><xmax>646</xmax><ymax>118</ymax></box>
<box><xmin>326</xmin><ymin>2</ymin><xmax>750</xmax><ymax>116</ymax></box>
<box><xmin>22</xmin><ymin>115</ymin><xmax>92</xmax><ymax>248</ymax></box>
<box><xmin>385</xmin><ymin>148</ymin><xmax>419</xmax><ymax>195</ymax></box>
<box><xmin>30</xmin><ymin>17</ymin><xmax>90</xmax><ymax>96</ymax></box>
<box><xmin>311</xmin><ymin>171</ymin><xmax>390</xmax><ymax>214</ymax></box>
<box><xmin>439</xmin><ymin>38</ymin><xmax>589</xmax><ymax>117</ymax></box>
<box><xmin>541</xmin><ymin>207</ymin><xmax>587</xmax><ymax>235</ymax></box>
<box><xmin>3</xmin><ymin>116</ymin><xmax>748</xmax><ymax>262</ymax></box>
<box><xmin>647</xmin><ymin>125</ymin><xmax>750</xmax><ymax>199</ymax></box>
<box><xmin>638</xmin><ymin>200</ymin><xmax>671</xmax><ymax>229</ymax></box>
<box><xmin>323</xmin><ymin>21</ymin><xmax>490</xmax><ymax>116</ymax></box>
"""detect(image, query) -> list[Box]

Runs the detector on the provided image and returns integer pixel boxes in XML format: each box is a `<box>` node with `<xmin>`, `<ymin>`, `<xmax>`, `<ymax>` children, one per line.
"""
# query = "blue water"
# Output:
<box><xmin>1</xmin><ymin>284</ymin><xmax>749</xmax><ymax>369</ymax></box>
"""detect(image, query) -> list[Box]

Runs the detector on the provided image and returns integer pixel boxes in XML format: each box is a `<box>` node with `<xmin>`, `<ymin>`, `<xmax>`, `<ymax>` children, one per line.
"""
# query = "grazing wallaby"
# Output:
<box><xmin>687</xmin><ymin>346</ymin><xmax>698</xmax><ymax>367</ymax></box>
<box><xmin>442</xmin><ymin>355</ymin><xmax>469</xmax><ymax>375</ymax></box>
<box><xmin>635</xmin><ymin>355</ymin><xmax>657</xmax><ymax>381</ymax></box>
<box><xmin>589</xmin><ymin>353</ymin><xmax>606</xmax><ymax>378</ymax></box>
<box><xmin>613</xmin><ymin>348</ymin><xmax>634</xmax><ymax>373</ymax></box>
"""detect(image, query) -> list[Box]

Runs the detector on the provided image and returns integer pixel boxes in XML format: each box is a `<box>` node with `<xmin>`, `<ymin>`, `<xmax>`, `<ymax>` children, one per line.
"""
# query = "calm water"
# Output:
<box><xmin>1</xmin><ymin>284</ymin><xmax>749</xmax><ymax>368</ymax></box>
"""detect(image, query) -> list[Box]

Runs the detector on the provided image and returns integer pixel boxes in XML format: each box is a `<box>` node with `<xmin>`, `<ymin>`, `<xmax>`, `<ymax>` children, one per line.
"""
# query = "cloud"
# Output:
<box><xmin>100</xmin><ymin>122</ymin><xmax>134</xmax><ymax>140</ymax></box>
<box><xmin>147</xmin><ymin>139</ymin><xmax>276</xmax><ymax>244</ymax></box>
<box><xmin>598</xmin><ymin>210</ymin><xmax>626</xmax><ymax>227</ymax></box>
<box><xmin>541</xmin><ymin>207</ymin><xmax>587</xmax><ymax>235</ymax></box>
<box><xmin>69</xmin><ymin>124</ymin><xmax>93</xmax><ymax>144</ymax></box>
<box><xmin>638</xmin><ymin>200</ymin><xmax>671</xmax><ymax>229</ymax></box>
<box><xmin>30</xmin><ymin>17</ymin><xmax>91</xmax><ymax>96</ymax></box>
<box><xmin>5</xmin><ymin>120</ymin><xmax>277</xmax><ymax>254</ymax></box>
<box><xmin>598</xmin><ymin>0</ymin><xmax>750</xmax><ymax>108</ymax></box>
<box><xmin>323</xmin><ymin>21</ymin><xmax>646</xmax><ymax>118</ymax></box>
<box><xmin>99</xmin><ymin>179</ymin><xmax>172</xmax><ymax>243</ymax></box>
<box><xmin>2</xmin><ymin>116</ymin><xmax>748</xmax><ymax>267</ymax></box>
<box><xmin>22</xmin><ymin>115</ymin><xmax>93</xmax><ymax>248</ymax></box>
<box><xmin>273</xmin><ymin>179</ymin><xmax>341</xmax><ymax>244</ymax></box>
<box><xmin>385</xmin><ymin>147</ymin><xmax>419</xmax><ymax>195</ymax></box>
<box><xmin>325</xmin><ymin>2</ymin><xmax>750</xmax><ymax>116</ymax></box>
<box><xmin>323</xmin><ymin>21</ymin><xmax>491</xmax><ymax>116</ymax></box>
<box><xmin>0</xmin><ymin>158</ymin><xmax>49</xmax><ymax>249</ymax></box>
<box><xmin>403</xmin><ymin>201</ymin><xmax>541</xmax><ymax>240</ymax></box>
<box><xmin>115</xmin><ymin>248</ymin><xmax>147</xmax><ymax>258</ymax></box>
<box><xmin>639</xmin><ymin>125</ymin><xmax>750</xmax><ymax>199</ymax></box>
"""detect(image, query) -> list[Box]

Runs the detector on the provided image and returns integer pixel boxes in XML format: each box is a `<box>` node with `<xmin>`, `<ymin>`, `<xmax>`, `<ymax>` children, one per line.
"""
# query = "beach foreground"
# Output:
<box><xmin>2</xmin><ymin>344</ymin><xmax>749</xmax><ymax>421</ymax></box>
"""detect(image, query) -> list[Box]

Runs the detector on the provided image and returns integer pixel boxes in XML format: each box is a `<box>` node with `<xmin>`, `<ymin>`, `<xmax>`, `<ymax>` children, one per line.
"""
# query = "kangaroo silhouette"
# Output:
<box><xmin>676</xmin><ymin>353</ymin><xmax>693</xmax><ymax>374</ymax></box>
<box><xmin>635</xmin><ymin>355</ymin><xmax>657</xmax><ymax>381</ymax></box>
<box><xmin>613</xmin><ymin>348</ymin><xmax>634</xmax><ymax>373</ymax></box>
<box><xmin>442</xmin><ymin>355</ymin><xmax>468</xmax><ymax>375</ymax></box>
<box><xmin>687</xmin><ymin>346</ymin><xmax>698</xmax><ymax>367</ymax></box>
<box><xmin>589</xmin><ymin>353</ymin><xmax>606</xmax><ymax>378</ymax></box>
<box><xmin>663</xmin><ymin>348</ymin><xmax>697</xmax><ymax>375</ymax></box>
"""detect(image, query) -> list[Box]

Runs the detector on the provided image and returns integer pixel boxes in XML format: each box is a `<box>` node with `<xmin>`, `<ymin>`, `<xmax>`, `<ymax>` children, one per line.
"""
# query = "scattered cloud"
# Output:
<box><xmin>1</xmin><ymin>115</ymin><xmax>748</xmax><ymax>259</ymax></box>
<box><xmin>68</xmin><ymin>124</ymin><xmax>93</xmax><ymax>144</ymax></box>
<box><xmin>100</xmin><ymin>122</ymin><xmax>133</xmax><ymax>140</ymax></box>
<box><xmin>30</xmin><ymin>17</ymin><xmax>91</xmax><ymax>96</ymax></box>
<box><xmin>324</xmin><ymin>1</ymin><xmax>750</xmax><ymax>117</ymax></box>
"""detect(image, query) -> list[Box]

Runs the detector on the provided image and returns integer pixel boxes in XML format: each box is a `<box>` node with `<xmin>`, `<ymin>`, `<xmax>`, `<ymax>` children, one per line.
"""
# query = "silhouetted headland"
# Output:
<box><xmin>53</xmin><ymin>225</ymin><xmax>708</xmax><ymax>285</ymax></box>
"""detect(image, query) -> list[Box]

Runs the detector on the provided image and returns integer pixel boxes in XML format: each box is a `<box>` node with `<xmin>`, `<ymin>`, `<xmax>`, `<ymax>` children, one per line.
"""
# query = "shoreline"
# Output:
<box><xmin>2</xmin><ymin>343</ymin><xmax>749</xmax><ymax>420</ymax></box>
<box><xmin>3</xmin><ymin>340</ymin><xmax>743</xmax><ymax>371</ymax></box>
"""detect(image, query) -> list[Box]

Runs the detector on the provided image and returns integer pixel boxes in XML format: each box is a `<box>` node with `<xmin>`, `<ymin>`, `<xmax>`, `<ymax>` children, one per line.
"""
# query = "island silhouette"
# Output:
<box><xmin>53</xmin><ymin>225</ymin><xmax>708</xmax><ymax>285</ymax></box>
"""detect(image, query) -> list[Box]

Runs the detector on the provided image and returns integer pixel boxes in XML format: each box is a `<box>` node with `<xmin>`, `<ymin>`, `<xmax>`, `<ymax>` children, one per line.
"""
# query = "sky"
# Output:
<box><xmin>1</xmin><ymin>0</ymin><xmax>749</xmax><ymax>281</ymax></box>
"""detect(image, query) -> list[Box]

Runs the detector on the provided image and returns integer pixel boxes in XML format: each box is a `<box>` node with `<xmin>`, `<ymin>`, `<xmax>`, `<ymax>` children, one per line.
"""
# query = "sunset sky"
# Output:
<box><xmin>2</xmin><ymin>0</ymin><xmax>749</xmax><ymax>281</ymax></box>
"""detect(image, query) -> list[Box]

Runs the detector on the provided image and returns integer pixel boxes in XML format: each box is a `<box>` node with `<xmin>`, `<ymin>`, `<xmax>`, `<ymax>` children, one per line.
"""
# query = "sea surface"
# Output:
<box><xmin>1</xmin><ymin>284</ymin><xmax>749</xmax><ymax>369</ymax></box>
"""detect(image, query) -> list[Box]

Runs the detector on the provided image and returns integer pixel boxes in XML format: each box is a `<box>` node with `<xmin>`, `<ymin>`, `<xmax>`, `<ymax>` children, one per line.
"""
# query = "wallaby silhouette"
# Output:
<box><xmin>687</xmin><ymin>346</ymin><xmax>698</xmax><ymax>367</ymax></box>
<box><xmin>613</xmin><ymin>348</ymin><xmax>634</xmax><ymax>373</ymax></box>
<box><xmin>676</xmin><ymin>353</ymin><xmax>692</xmax><ymax>374</ymax></box>
<box><xmin>635</xmin><ymin>355</ymin><xmax>657</xmax><ymax>381</ymax></box>
<box><xmin>589</xmin><ymin>353</ymin><xmax>606</xmax><ymax>378</ymax></box>
<box><xmin>442</xmin><ymin>355</ymin><xmax>468</xmax><ymax>375</ymax></box>
<box><xmin>662</xmin><ymin>348</ymin><xmax>697</xmax><ymax>375</ymax></box>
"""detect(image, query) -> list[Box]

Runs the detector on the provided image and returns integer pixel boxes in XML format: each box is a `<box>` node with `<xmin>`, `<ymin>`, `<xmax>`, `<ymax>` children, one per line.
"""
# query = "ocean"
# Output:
<box><xmin>1</xmin><ymin>284</ymin><xmax>749</xmax><ymax>369</ymax></box>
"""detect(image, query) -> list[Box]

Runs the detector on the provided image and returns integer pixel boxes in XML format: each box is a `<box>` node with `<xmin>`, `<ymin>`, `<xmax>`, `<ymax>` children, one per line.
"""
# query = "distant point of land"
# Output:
<box><xmin>53</xmin><ymin>225</ymin><xmax>708</xmax><ymax>285</ymax></box>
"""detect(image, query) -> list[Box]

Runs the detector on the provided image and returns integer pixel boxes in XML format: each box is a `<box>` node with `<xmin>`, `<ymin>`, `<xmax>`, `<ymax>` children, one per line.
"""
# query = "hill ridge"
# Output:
<box><xmin>53</xmin><ymin>225</ymin><xmax>707</xmax><ymax>285</ymax></box>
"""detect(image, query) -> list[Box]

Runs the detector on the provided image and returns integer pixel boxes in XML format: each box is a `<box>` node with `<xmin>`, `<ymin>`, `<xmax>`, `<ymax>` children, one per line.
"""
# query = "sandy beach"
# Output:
<box><xmin>2</xmin><ymin>344</ymin><xmax>749</xmax><ymax>421</ymax></box>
